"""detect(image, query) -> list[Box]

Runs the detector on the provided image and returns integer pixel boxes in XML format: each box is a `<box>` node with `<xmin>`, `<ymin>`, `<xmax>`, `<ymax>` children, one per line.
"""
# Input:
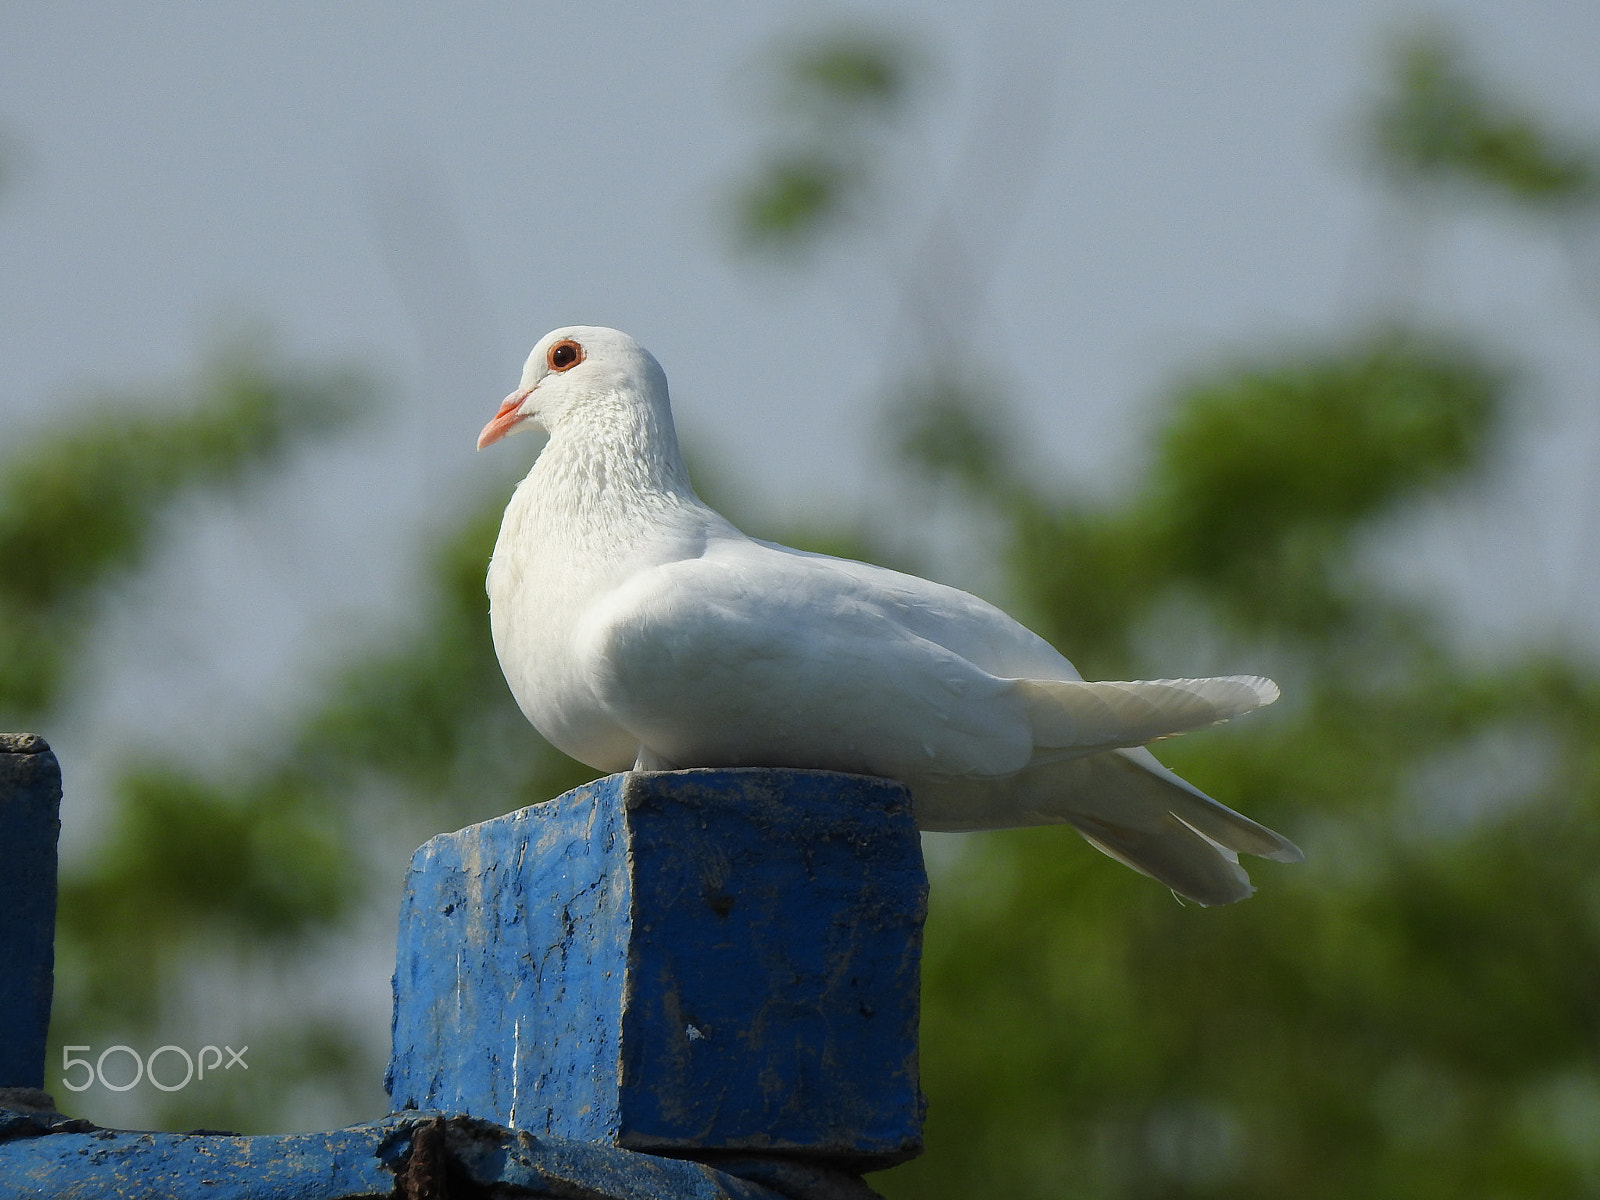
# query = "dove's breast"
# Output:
<box><xmin>488</xmin><ymin>552</ymin><xmax>639</xmax><ymax>771</ymax></box>
<box><xmin>485</xmin><ymin>467</ymin><xmax>731</xmax><ymax>771</ymax></box>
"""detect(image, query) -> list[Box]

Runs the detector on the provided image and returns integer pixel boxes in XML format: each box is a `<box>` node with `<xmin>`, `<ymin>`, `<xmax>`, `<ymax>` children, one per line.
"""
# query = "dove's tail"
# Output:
<box><xmin>914</xmin><ymin>747</ymin><xmax>1302</xmax><ymax>904</ymax></box>
<box><xmin>909</xmin><ymin>673</ymin><xmax>1300</xmax><ymax>905</ymax></box>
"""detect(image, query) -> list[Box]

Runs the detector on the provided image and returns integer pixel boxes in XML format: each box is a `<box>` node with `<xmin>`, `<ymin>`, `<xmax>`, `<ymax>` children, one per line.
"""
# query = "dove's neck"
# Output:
<box><xmin>509</xmin><ymin>389</ymin><xmax>723</xmax><ymax>567</ymax></box>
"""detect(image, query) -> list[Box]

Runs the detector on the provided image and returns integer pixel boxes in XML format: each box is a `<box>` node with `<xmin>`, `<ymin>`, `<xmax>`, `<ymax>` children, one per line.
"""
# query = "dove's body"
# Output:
<box><xmin>484</xmin><ymin>326</ymin><xmax>1301</xmax><ymax>904</ymax></box>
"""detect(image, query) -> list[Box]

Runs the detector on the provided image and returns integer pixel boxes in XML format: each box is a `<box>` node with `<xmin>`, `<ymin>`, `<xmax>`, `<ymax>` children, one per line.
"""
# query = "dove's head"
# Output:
<box><xmin>477</xmin><ymin>325</ymin><xmax>672</xmax><ymax>450</ymax></box>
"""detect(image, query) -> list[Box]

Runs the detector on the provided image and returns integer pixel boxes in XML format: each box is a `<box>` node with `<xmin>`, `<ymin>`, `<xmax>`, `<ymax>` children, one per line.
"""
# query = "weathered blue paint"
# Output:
<box><xmin>0</xmin><ymin>734</ymin><xmax>60</xmax><ymax>1090</ymax></box>
<box><xmin>0</xmin><ymin>752</ymin><xmax>914</xmax><ymax>1196</ymax></box>
<box><xmin>0</xmin><ymin>1101</ymin><xmax>788</xmax><ymax>1199</ymax></box>
<box><xmin>387</xmin><ymin>768</ymin><xmax>927</xmax><ymax>1170</ymax></box>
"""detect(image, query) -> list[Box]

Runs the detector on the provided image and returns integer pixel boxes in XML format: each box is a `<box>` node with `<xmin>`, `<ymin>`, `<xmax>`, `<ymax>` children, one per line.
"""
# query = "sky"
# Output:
<box><xmin>3</xmin><ymin>0</ymin><xmax>1600</xmax><ymax>1128</ymax></box>
<box><xmin>4</xmin><ymin>5</ymin><xmax>1598</xmax><ymax>659</ymax></box>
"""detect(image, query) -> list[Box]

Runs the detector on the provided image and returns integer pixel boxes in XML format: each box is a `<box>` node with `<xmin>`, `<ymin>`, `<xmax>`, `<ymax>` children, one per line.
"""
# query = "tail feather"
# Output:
<box><xmin>909</xmin><ymin>743</ymin><xmax>1301</xmax><ymax>906</ymax></box>
<box><xmin>1115</xmin><ymin>746</ymin><xmax>1304</xmax><ymax>864</ymax></box>
<box><xmin>1068</xmin><ymin>813</ymin><xmax>1253</xmax><ymax>907</ymax></box>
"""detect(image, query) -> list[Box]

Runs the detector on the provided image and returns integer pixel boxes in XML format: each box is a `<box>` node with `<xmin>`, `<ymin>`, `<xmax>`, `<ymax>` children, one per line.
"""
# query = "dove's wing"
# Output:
<box><xmin>578</xmin><ymin>537</ymin><xmax>1277</xmax><ymax>779</ymax></box>
<box><xmin>579</xmin><ymin>539</ymin><xmax>1035</xmax><ymax>778</ymax></box>
<box><xmin>1017</xmin><ymin>675</ymin><xmax>1279</xmax><ymax>754</ymax></box>
<box><xmin>744</xmin><ymin>539</ymin><xmax>1086</xmax><ymax>682</ymax></box>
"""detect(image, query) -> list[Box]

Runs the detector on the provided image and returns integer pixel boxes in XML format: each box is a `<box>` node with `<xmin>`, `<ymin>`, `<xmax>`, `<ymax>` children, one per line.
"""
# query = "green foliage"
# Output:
<box><xmin>895</xmin><ymin>376</ymin><xmax>1011</xmax><ymax>496</ymax></box>
<box><xmin>737</xmin><ymin>153</ymin><xmax>858</xmax><ymax>248</ymax></box>
<box><xmin>0</xmin><ymin>343</ymin><xmax>362</xmax><ymax>719</ymax></box>
<box><xmin>1140</xmin><ymin>331</ymin><xmax>1502</xmax><ymax>640</ymax></box>
<box><xmin>54</xmin><ymin>766</ymin><xmax>353</xmax><ymax>1032</ymax></box>
<box><xmin>1371</xmin><ymin>30</ymin><xmax>1600</xmax><ymax>207</ymax></box>
<box><xmin>0</xmin><ymin>342</ymin><xmax>382</xmax><ymax>1127</ymax></box>
<box><xmin>721</xmin><ymin>22</ymin><xmax>1600</xmax><ymax>1200</ymax></box>
<box><xmin>786</xmin><ymin>33</ymin><xmax>915</xmax><ymax>113</ymax></box>
<box><xmin>877</xmin><ymin>327</ymin><xmax>1600</xmax><ymax>1192</ymax></box>
<box><xmin>280</xmin><ymin>493</ymin><xmax>594</xmax><ymax>820</ymax></box>
<box><xmin>896</xmin><ymin>329</ymin><xmax>1504</xmax><ymax>673</ymax></box>
<box><xmin>730</xmin><ymin>25</ymin><xmax>921</xmax><ymax>254</ymax></box>
<box><xmin>150</xmin><ymin>1018</ymin><xmax>374</xmax><ymax>1137</ymax></box>
<box><xmin>1149</xmin><ymin>334</ymin><xmax>1497</xmax><ymax>567</ymax></box>
<box><xmin>11</xmin><ymin>17</ymin><xmax>1600</xmax><ymax>1188</ymax></box>
<box><xmin>891</xmin><ymin>656</ymin><xmax>1600</xmax><ymax>1199</ymax></box>
<box><xmin>867</xmin><ymin>29</ymin><xmax>1600</xmax><ymax>1198</ymax></box>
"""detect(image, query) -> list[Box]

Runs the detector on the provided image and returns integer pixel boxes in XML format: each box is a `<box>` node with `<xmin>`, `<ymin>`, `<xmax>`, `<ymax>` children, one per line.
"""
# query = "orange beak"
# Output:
<box><xmin>477</xmin><ymin>387</ymin><xmax>533</xmax><ymax>450</ymax></box>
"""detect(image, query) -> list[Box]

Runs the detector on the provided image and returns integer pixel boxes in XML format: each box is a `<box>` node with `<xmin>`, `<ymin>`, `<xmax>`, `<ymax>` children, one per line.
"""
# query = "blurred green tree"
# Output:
<box><xmin>1</xmin><ymin>20</ymin><xmax>1597</xmax><ymax>1199</ymax></box>
<box><xmin>729</xmin><ymin>26</ymin><xmax>923</xmax><ymax>258</ymax></box>
<box><xmin>0</xmin><ymin>339</ymin><xmax>390</xmax><ymax>1126</ymax></box>
<box><xmin>728</xmin><ymin>24</ymin><xmax>1600</xmax><ymax>1200</ymax></box>
<box><xmin>0</xmin><ymin>342</ymin><xmax>360</xmax><ymax>720</ymax></box>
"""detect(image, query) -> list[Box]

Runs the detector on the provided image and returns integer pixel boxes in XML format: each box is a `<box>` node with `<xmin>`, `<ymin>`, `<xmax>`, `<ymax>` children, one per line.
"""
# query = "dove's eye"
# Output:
<box><xmin>548</xmin><ymin>340</ymin><xmax>584</xmax><ymax>372</ymax></box>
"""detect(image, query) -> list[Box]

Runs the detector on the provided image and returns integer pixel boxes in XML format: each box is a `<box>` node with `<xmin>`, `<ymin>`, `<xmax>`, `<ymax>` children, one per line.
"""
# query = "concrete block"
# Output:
<box><xmin>0</xmin><ymin>734</ymin><xmax>60</xmax><ymax>1090</ymax></box>
<box><xmin>387</xmin><ymin>768</ymin><xmax>926</xmax><ymax>1170</ymax></box>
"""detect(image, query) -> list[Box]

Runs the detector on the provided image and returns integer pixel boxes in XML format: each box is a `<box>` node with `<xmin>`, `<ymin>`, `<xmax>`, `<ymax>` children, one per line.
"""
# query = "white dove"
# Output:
<box><xmin>478</xmin><ymin>326</ymin><xmax>1301</xmax><ymax>905</ymax></box>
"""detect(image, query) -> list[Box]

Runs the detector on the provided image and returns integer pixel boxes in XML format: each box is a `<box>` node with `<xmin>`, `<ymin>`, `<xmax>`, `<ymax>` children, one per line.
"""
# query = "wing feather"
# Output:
<box><xmin>1015</xmin><ymin>675</ymin><xmax>1280</xmax><ymax>754</ymax></box>
<box><xmin>577</xmin><ymin>545</ymin><xmax>1036</xmax><ymax>778</ymax></box>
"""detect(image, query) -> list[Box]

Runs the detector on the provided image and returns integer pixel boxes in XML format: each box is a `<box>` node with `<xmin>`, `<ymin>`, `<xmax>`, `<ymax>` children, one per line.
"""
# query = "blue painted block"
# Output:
<box><xmin>0</xmin><ymin>735</ymin><xmax>60</xmax><ymax>1090</ymax></box>
<box><xmin>387</xmin><ymin>768</ymin><xmax>927</xmax><ymax>1169</ymax></box>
